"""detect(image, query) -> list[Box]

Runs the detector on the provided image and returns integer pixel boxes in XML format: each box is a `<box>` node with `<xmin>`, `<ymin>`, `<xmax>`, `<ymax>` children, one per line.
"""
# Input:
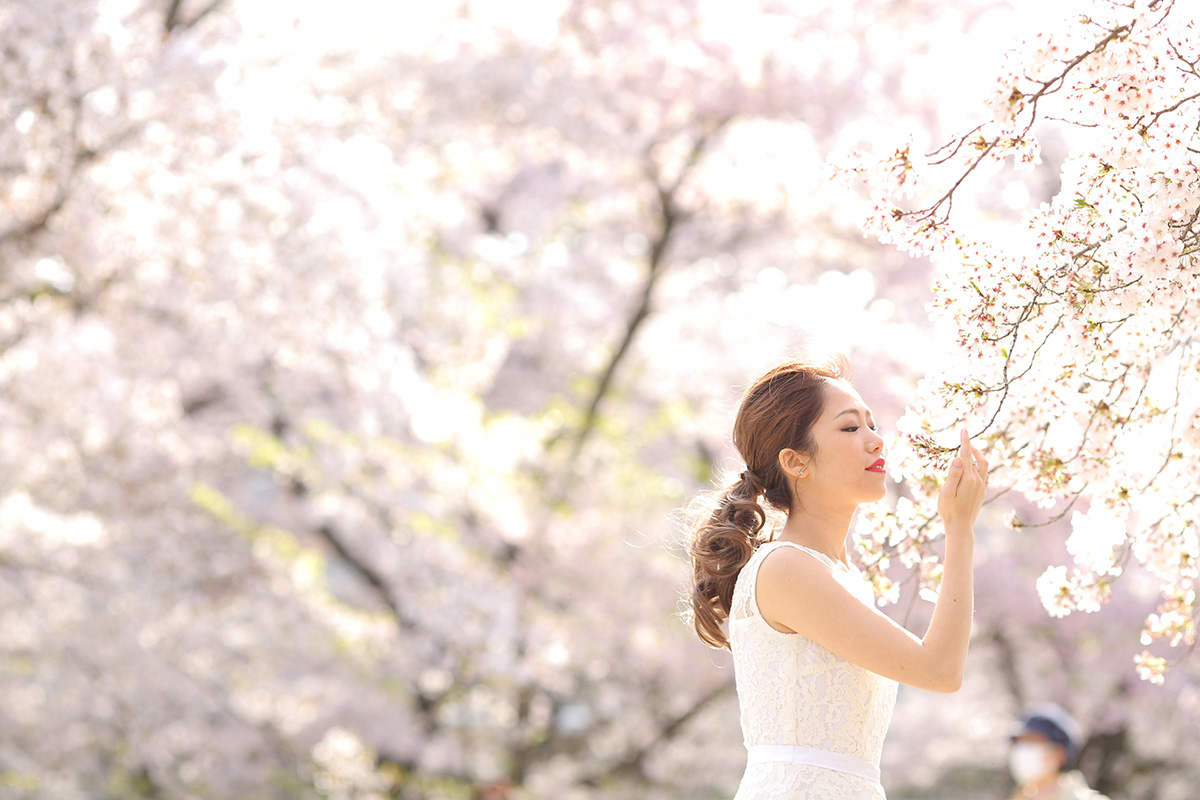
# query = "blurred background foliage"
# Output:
<box><xmin>0</xmin><ymin>0</ymin><xmax>1195</xmax><ymax>798</ymax></box>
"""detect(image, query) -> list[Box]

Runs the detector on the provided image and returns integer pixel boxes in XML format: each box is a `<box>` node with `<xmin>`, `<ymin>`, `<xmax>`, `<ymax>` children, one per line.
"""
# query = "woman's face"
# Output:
<box><xmin>800</xmin><ymin>380</ymin><xmax>887</xmax><ymax>505</ymax></box>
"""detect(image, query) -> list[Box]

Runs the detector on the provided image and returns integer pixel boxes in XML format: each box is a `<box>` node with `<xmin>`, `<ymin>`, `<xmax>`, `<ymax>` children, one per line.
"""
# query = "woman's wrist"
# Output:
<box><xmin>943</xmin><ymin>522</ymin><xmax>976</xmax><ymax>541</ymax></box>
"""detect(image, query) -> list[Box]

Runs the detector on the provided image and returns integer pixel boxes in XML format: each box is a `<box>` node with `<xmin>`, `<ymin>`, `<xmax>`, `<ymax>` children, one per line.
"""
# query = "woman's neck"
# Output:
<box><xmin>777</xmin><ymin>503</ymin><xmax>856</xmax><ymax>565</ymax></box>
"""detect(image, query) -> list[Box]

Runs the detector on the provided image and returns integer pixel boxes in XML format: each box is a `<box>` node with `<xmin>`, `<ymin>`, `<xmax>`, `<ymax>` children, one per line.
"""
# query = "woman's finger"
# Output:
<box><xmin>968</xmin><ymin>443</ymin><xmax>988</xmax><ymax>482</ymax></box>
<box><xmin>944</xmin><ymin>453</ymin><xmax>964</xmax><ymax>494</ymax></box>
<box><xmin>960</xmin><ymin>428</ymin><xmax>973</xmax><ymax>470</ymax></box>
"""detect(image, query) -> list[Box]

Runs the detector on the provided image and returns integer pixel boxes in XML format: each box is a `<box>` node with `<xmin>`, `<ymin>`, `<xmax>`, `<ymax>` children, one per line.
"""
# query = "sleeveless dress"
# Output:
<box><xmin>729</xmin><ymin>540</ymin><xmax>899</xmax><ymax>799</ymax></box>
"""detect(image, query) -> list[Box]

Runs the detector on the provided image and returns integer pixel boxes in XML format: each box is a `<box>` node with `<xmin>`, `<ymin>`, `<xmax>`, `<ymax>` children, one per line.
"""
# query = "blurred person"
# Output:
<box><xmin>685</xmin><ymin>355</ymin><xmax>988</xmax><ymax>799</ymax></box>
<box><xmin>1008</xmin><ymin>704</ymin><xmax>1109</xmax><ymax>800</ymax></box>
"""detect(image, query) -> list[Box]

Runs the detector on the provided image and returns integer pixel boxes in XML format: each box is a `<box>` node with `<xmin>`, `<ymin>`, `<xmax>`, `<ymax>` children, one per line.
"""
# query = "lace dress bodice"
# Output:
<box><xmin>729</xmin><ymin>541</ymin><xmax>898</xmax><ymax>799</ymax></box>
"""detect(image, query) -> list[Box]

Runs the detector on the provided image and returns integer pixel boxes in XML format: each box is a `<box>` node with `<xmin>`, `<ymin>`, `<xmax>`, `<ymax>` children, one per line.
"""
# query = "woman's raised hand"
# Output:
<box><xmin>937</xmin><ymin>428</ymin><xmax>988</xmax><ymax>532</ymax></box>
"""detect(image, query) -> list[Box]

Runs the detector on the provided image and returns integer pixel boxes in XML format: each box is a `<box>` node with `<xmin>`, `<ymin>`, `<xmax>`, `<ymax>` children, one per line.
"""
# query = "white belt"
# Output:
<box><xmin>746</xmin><ymin>744</ymin><xmax>880</xmax><ymax>783</ymax></box>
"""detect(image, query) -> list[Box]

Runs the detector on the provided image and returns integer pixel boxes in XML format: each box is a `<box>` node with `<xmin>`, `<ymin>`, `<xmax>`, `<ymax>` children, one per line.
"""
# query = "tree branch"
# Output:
<box><xmin>565</xmin><ymin>118</ymin><xmax>730</xmax><ymax>463</ymax></box>
<box><xmin>583</xmin><ymin>681</ymin><xmax>734</xmax><ymax>786</ymax></box>
<box><xmin>165</xmin><ymin>0</ymin><xmax>226</xmax><ymax>33</ymax></box>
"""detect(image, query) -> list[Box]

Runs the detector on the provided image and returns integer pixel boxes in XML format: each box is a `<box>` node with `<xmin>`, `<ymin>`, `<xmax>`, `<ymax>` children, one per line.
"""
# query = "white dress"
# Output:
<box><xmin>729</xmin><ymin>541</ymin><xmax>898</xmax><ymax>799</ymax></box>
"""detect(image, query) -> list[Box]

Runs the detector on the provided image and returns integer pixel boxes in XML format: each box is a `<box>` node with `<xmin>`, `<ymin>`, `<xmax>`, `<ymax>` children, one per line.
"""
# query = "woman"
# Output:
<box><xmin>687</xmin><ymin>355</ymin><xmax>987</xmax><ymax>799</ymax></box>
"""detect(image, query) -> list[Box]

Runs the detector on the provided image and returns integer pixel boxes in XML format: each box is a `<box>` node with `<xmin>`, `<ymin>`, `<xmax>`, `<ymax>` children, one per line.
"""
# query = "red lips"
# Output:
<box><xmin>866</xmin><ymin>458</ymin><xmax>886</xmax><ymax>472</ymax></box>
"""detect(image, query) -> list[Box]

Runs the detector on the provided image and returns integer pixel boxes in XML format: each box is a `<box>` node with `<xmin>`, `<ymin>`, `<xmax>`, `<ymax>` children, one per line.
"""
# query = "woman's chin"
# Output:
<box><xmin>863</xmin><ymin>483</ymin><xmax>888</xmax><ymax>503</ymax></box>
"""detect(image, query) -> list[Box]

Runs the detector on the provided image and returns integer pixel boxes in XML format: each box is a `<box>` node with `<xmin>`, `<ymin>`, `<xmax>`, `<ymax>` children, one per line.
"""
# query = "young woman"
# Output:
<box><xmin>687</xmin><ymin>355</ymin><xmax>987</xmax><ymax>800</ymax></box>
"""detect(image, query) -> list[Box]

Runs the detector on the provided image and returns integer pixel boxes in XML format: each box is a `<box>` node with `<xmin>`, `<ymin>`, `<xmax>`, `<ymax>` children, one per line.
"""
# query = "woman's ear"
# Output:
<box><xmin>778</xmin><ymin>448</ymin><xmax>810</xmax><ymax>479</ymax></box>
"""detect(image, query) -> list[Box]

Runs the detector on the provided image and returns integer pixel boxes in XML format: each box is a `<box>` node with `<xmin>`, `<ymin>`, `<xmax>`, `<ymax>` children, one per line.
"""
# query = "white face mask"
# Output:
<box><xmin>1009</xmin><ymin>741</ymin><xmax>1060</xmax><ymax>786</ymax></box>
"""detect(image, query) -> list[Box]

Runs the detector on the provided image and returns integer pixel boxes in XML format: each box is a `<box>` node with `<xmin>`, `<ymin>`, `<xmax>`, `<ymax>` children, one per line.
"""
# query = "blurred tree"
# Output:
<box><xmin>4</xmin><ymin>0</ymin><xmax>1196</xmax><ymax>799</ymax></box>
<box><xmin>0</xmin><ymin>0</ymin><xmax>936</xmax><ymax>796</ymax></box>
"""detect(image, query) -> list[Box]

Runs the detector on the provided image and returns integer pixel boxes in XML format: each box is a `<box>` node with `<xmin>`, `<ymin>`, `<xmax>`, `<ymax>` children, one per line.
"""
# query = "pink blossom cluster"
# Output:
<box><xmin>839</xmin><ymin>0</ymin><xmax>1200</xmax><ymax>678</ymax></box>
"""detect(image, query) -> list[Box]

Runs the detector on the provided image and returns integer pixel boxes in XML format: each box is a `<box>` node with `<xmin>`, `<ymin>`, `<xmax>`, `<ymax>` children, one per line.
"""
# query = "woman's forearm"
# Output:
<box><xmin>918</xmin><ymin>526</ymin><xmax>976</xmax><ymax>692</ymax></box>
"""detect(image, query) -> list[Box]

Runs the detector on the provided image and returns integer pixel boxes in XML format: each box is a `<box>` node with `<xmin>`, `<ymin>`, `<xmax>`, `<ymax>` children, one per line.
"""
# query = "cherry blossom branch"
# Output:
<box><xmin>902</xmin><ymin>24</ymin><xmax>1132</xmax><ymax>228</ymax></box>
<box><xmin>1011</xmin><ymin>491</ymin><xmax>1084</xmax><ymax>529</ymax></box>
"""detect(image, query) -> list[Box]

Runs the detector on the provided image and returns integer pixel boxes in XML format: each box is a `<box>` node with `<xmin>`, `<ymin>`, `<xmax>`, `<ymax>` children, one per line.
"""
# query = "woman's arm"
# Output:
<box><xmin>756</xmin><ymin>429</ymin><xmax>988</xmax><ymax>692</ymax></box>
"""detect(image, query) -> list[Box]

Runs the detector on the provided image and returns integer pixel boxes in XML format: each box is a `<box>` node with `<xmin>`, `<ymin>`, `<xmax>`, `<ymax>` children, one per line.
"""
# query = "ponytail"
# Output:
<box><xmin>683</xmin><ymin>353</ymin><xmax>850</xmax><ymax>650</ymax></box>
<box><xmin>687</xmin><ymin>469</ymin><xmax>769</xmax><ymax>650</ymax></box>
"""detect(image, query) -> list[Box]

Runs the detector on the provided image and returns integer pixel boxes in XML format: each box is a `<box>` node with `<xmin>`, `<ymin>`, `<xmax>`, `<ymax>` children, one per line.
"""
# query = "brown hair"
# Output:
<box><xmin>686</xmin><ymin>354</ymin><xmax>851</xmax><ymax>649</ymax></box>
